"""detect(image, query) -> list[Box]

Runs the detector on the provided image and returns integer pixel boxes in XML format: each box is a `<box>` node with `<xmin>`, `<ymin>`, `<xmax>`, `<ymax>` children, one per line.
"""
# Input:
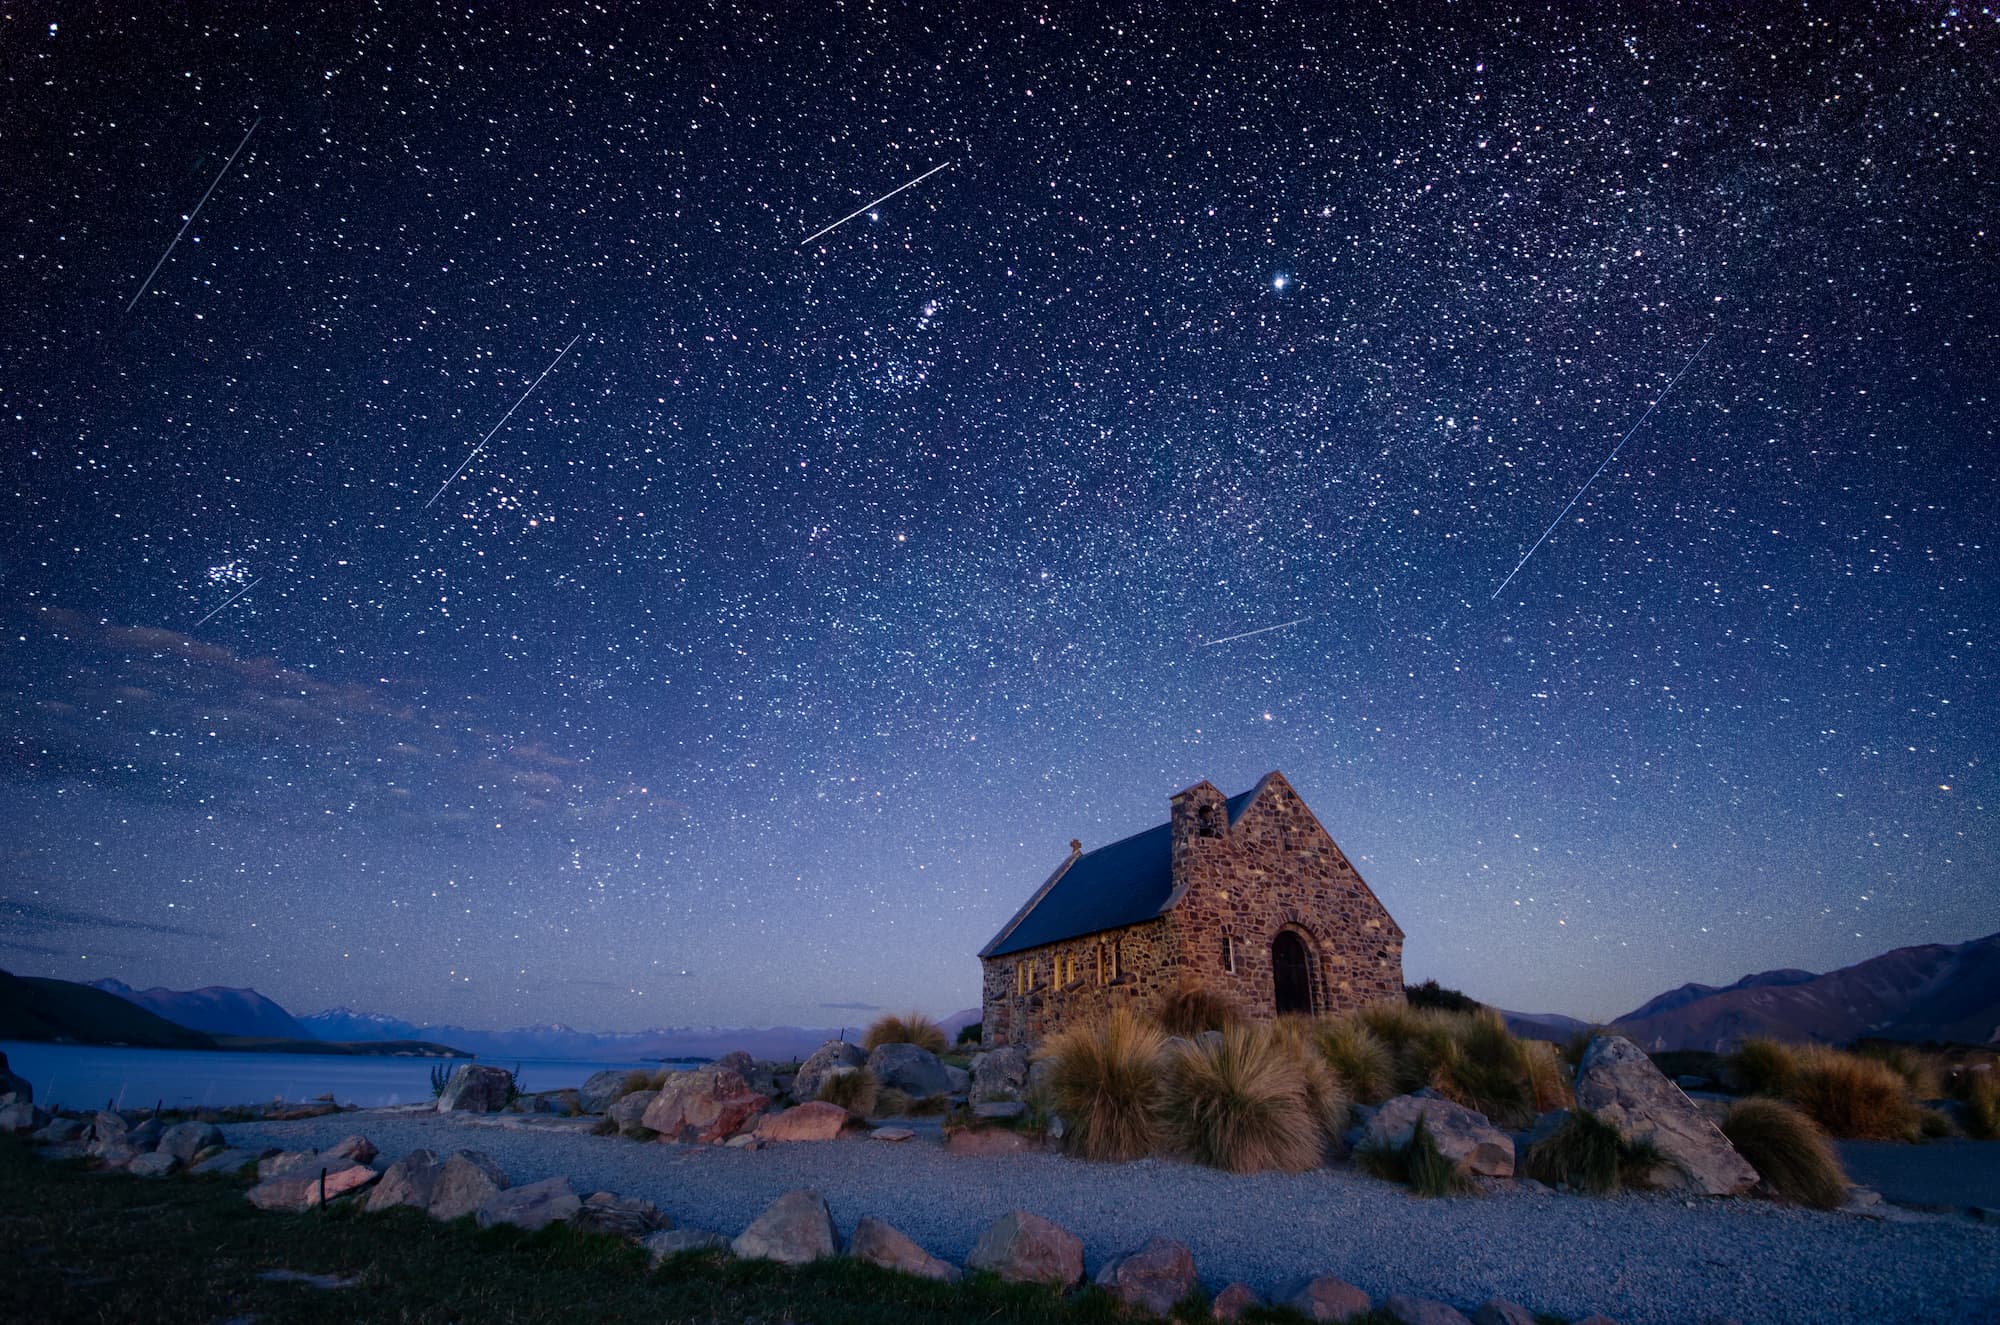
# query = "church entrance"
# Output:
<box><xmin>1271</xmin><ymin>930</ymin><xmax>1314</xmax><ymax>1015</ymax></box>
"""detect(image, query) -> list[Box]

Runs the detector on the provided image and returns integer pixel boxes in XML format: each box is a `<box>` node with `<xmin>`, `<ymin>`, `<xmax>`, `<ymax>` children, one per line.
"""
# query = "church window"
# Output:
<box><xmin>1222</xmin><ymin>933</ymin><xmax>1237</xmax><ymax>974</ymax></box>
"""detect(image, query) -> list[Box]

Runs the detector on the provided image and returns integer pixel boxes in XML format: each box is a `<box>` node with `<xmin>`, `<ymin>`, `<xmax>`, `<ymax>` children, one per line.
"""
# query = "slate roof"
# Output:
<box><xmin>979</xmin><ymin>785</ymin><xmax>1257</xmax><ymax>959</ymax></box>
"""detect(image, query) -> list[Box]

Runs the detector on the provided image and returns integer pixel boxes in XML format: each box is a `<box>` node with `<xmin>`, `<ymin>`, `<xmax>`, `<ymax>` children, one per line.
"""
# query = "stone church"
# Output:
<box><xmin>978</xmin><ymin>771</ymin><xmax>1404</xmax><ymax>1047</ymax></box>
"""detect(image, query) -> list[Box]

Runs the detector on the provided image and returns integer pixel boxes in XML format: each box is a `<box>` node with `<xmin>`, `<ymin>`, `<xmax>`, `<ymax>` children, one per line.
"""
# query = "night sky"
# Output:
<box><xmin>3</xmin><ymin>4</ymin><xmax>1994</xmax><ymax>1032</ymax></box>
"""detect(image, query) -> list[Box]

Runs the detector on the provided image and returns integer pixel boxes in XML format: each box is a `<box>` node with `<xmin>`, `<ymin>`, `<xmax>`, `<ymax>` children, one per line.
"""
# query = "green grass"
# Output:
<box><xmin>0</xmin><ymin>1136</ymin><xmax>1160</xmax><ymax>1324</ymax></box>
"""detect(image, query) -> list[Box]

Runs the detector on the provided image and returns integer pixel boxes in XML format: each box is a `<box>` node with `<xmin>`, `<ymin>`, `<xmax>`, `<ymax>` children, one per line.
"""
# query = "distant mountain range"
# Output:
<box><xmin>89</xmin><ymin>979</ymin><xmax>309</xmax><ymax>1040</ymax></box>
<box><xmin>2</xmin><ymin>969</ymin><xmax>218</xmax><ymax>1049</ymax></box>
<box><xmin>1497</xmin><ymin>932</ymin><xmax>1999</xmax><ymax>1053</ymax></box>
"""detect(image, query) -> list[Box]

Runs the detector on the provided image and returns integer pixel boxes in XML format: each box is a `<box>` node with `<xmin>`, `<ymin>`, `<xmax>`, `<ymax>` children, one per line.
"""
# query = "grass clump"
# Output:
<box><xmin>862</xmin><ymin>1012</ymin><xmax>948</xmax><ymax>1055</ymax></box>
<box><xmin>1160</xmin><ymin>1023</ymin><xmax>1323</xmax><ymax>1173</ymax></box>
<box><xmin>1403</xmin><ymin>979</ymin><xmax>1483</xmax><ymax>1013</ymax></box>
<box><xmin>608</xmin><ymin>1068</ymin><xmax>668</xmax><ymax>1104</ymax></box>
<box><xmin>1728</xmin><ymin>1037</ymin><xmax>1802</xmax><ymax>1097</ymax></box>
<box><xmin>1430</xmin><ymin>1009</ymin><xmax>1537</xmax><ymax>1129</ymax></box>
<box><xmin>1788</xmin><ymin>1046</ymin><xmax>1921</xmax><ymax>1141</ymax></box>
<box><xmin>1357</xmin><ymin>1116</ymin><xmax>1469</xmax><ymax>1197</ymax></box>
<box><xmin>815</xmin><ymin>1067</ymin><xmax>879</xmax><ymax>1118</ymax></box>
<box><xmin>1952</xmin><ymin>1070</ymin><xmax>1999</xmax><ymax>1140</ymax></box>
<box><xmin>1043</xmin><ymin>1009</ymin><xmax>1167</xmax><ymax>1161</ymax></box>
<box><xmin>1522</xmin><ymin>1038</ymin><xmax>1575</xmax><ymax>1114</ymax></box>
<box><xmin>1722</xmin><ymin>1099</ymin><xmax>1848</xmax><ymax>1209</ymax></box>
<box><xmin>1152</xmin><ymin>981</ymin><xmax>1246</xmax><ymax>1038</ymax></box>
<box><xmin>873</xmin><ymin>1086</ymin><xmax>912</xmax><ymax>1117</ymax></box>
<box><xmin>1852</xmin><ymin>1043</ymin><xmax>1943</xmax><ymax>1100</ymax></box>
<box><xmin>1521</xmin><ymin>1109</ymin><xmax>1661</xmax><ymax>1195</ymax></box>
<box><xmin>1311</xmin><ymin>1015</ymin><xmax>1395</xmax><ymax>1105</ymax></box>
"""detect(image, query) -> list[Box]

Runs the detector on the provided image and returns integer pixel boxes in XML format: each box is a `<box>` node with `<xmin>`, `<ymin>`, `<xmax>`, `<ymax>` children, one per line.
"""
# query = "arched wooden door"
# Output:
<box><xmin>1272</xmin><ymin>930</ymin><xmax>1314</xmax><ymax>1015</ymax></box>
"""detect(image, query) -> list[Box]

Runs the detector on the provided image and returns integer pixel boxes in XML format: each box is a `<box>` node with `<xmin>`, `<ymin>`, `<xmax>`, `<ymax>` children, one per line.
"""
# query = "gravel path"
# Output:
<box><xmin>222</xmin><ymin>1111</ymin><xmax>2000</xmax><ymax>1325</ymax></box>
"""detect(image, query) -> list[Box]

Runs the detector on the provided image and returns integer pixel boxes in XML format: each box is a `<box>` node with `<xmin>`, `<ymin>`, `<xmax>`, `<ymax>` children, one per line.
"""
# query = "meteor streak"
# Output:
<box><xmin>424</xmin><ymin>333</ymin><xmax>582</xmax><ymax>510</ymax></box>
<box><xmin>800</xmin><ymin>161</ymin><xmax>951</xmax><ymax>246</ymax></box>
<box><xmin>125</xmin><ymin>117</ymin><xmax>261</xmax><ymax>314</ymax></box>
<box><xmin>1491</xmin><ymin>335</ymin><xmax>1714</xmax><ymax>600</ymax></box>
<box><xmin>193</xmin><ymin>576</ymin><xmax>262</xmax><ymax>627</ymax></box>
<box><xmin>1200</xmin><ymin>615</ymin><xmax>1311</xmax><ymax>647</ymax></box>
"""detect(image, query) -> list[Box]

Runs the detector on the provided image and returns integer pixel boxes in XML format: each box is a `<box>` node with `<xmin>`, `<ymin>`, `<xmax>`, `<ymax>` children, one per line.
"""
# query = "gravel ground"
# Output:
<box><xmin>222</xmin><ymin>1111</ymin><xmax>2000</xmax><ymax>1325</ymax></box>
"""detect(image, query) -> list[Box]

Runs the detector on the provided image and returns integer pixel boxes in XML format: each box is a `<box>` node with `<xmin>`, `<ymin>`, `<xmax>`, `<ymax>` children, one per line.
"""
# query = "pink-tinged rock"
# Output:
<box><xmin>640</xmin><ymin>1065</ymin><xmax>771</xmax><ymax>1144</ymax></box>
<box><xmin>730</xmin><ymin>1188</ymin><xmax>838</xmax><ymax>1264</ymax></box>
<box><xmin>1365</xmin><ymin>1096</ymin><xmax>1515</xmax><ymax>1178</ymax></box>
<box><xmin>607</xmin><ymin>1089</ymin><xmax>659</xmax><ymax>1137</ymax></box>
<box><xmin>322</xmin><ymin>1134</ymin><xmax>378</xmax><ymax>1165</ymax></box>
<box><xmin>848</xmin><ymin>1215</ymin><xmax>960</xmax><ymax>1282</ymax></box>
<box><xmin>944</xmin><ymin>1127</ymin><xmax>1040</xmax><ymax>1157</ymax></box>
<box><xmin>964</xmin><ymin>1210</ymin><xmax>1083</xmax><ymax>1288</ymax></box>
<box><xmin>1471</xmin><ymin>1301</ymin><xmax>1538</xmax><ymax>1325</ymax></box>
<box><xmin>366</xmin><ymin>1149</ymin><xmax>442</xmax><ymax>1213</ymax></box>
<box><xmin>1284</xmin><ymin>1274</ymin><xmax>1373</xmax><ymax>1322</ymax></box>
<box><xmin>246</xmin><ymin>1162</ymin><xmax>377</xmax><ymax>1211</ymax></box>
<box><xmin>427</xmin><ymin>1150</ymin><xmax>511</xmax><ymax>1221</ymax></box>
<box><xmin>1384</xmin><ymin>1293</ymin><xmax>1473</xmax><ymax>1325</ymax></box>
<box><xmin>1213</xmin><ymin>1282</ymin><xmax>1263</xmax><ymax>1320</ymax></box>
<box><xmin>1094</xmin><ymin>1236</ymin><xmax>1198</xmax><ymax>1317</ymax></box>
<box><xmin>258</xmin><ymin>1149</ymin><xmax>320</xmax><ymax>1182</ymax></box>
<box><xmin>869</xmin><ymin>1126</ymin><xmax>915</xmax><ymax>1142</ymax></box>
<box><xmin>476</xmin><ymin>1175</ymin><xmax>580</xmax><ymax>1231</ymax></box>
<box><xmin>157</xmin><ymin>1121</ymin><xmax>223</xmax><ymax>1164</ymax></box>
<box><xmin>756</xmin><ymin>1101</ymin><xmax>850</xmax><ymax>1142</ymax></box>
<box><xmin>1574</xmin><ymin>1036</ymin><xmax>1757</xmax><ymax>1197</ymax></box>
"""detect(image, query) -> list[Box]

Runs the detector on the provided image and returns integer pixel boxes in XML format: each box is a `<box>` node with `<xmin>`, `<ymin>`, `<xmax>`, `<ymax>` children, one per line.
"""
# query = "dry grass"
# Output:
<box><xmin>1722</xmin><ymin>1099</ymin><xmax>1848</xmax><ymax>1209</ymax></box>
<box><xmin>1268</xmin><ymin>1016</ymin><xmax>1350</xmax><ymax>1148</ymax></box>
<box><xmin>815</xmin><ymin>1067</ymin><xmax>879</xmax><ymax>1118</ymax></box>
<box><xmin>1855</xmin><ymin>1043</ymin><xmax>1944</xmax><ymax>1100</ymax></box>
<box><xmin>1151</xmin><ymin>981</ymin><xmax>1247</xmax><ymax>1037</ymax></box>
<box><xmin>1789</xmin><ymin>1046</ymin><xmax>1922</xmax><ymax>1140</ymax></box>
<box><xmin>1042</xmin><ymin>1009</ymin><xmax>1168</xmax><ymax>1161</ymax></box>
<box><xmin>1430</xmin><ymin>1009</ymin><xmax>1536</xmax><ymax>1129</ymax></box>
<box><xmin>1951</xmin><ymin>1069</ymin><xmax>1999</xmax><ymax>1140</ymax></box>
<box><xmin>1728</xmin><ymin>1037</ymin><xmax>1802</xmax><ymax>1097</ymax></box>
<box><xmin>862</xmin><ymin>1012</ymin><xmax>948</xmax><ymax>1055</ymax></box>
<box><xmin>1160</xmin><ymin>1023</ymin><xmax>1323</xmax><ymax>1173</ymax></box>
<box><xmin>607</xmin><ymin>1068</ymin><xmax>669</xmax><ymax>1104</ymax></box>
<box><xmin>1311</xmin><ymin>1015</ymin><xmax>1394</xmax><ymax>1105</ymax></box>
<box><xmin>1522</xmin><ymin>1038</ymin><xmax>1575</xmax><ymax>1113</ymax></box>
<box><xmin>1358</xmin><ymin>1115</ymin><xmax>1469</xmax><ymax>1197</ymax></box>
<box><xmin>1521</xmin><ymin>1109</ymin><xmax>1661</xmax><ymax>1195</ymax></box>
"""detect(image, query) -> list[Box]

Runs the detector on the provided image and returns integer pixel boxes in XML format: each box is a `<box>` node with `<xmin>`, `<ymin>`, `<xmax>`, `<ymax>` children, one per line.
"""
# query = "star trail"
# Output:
<box><xmin>1</xmin><ymin>4</ymin><xmax>1993</xmax><ymax>1031</ymax></box>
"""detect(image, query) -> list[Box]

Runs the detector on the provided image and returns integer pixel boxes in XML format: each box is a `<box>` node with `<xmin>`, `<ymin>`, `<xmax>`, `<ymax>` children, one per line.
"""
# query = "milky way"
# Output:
<box><xmin>2</xmin><ymin>5</ymin><xmax>1994</xmax><ymax>1029</ymax></box>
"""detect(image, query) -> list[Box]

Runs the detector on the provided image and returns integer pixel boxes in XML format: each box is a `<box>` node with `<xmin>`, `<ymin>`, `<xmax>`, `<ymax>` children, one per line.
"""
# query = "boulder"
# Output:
<box><xmin>1366</xmin><ymin>1096</ymin><xmax>1515</xmax><ymax>1178</ymax></box>
<box><xmin>848</xmin><ymin>1214</ymin><xmax>961</xmax><ymax>1283</ymax></box>
<box><xmin>158</xmin><ymin>1121</ymin><xmax>224</xmax><ymax>1165</ymax></box>
<box><xmin>869</xmin><ymin>1126</ymin><xmax>915</xmax><ymax>1142</ymax></box>
<box><xmin>974</xmin><ymin>1101</ymin><xmax>1026</xmax><ymax>1120</ymax></box>
<box><xmin>641</xmin><ymin>1065</ymin><xmax>770</xmax><ymax>1144</ymax></box>
<box><xmin>1472</xmin><ymin>1301</ymin><xmax>1538</xmax><ymax>1325</ymax></box>
<box><xmin>427</xmin><ymin>1150</ymin><xmax>511</xmax><ymax>1221</ymax></box>
<box><xmin>580</xmin><ymin>1068</ymin><xmax>640</xmax><ymax>1114</ymax></box>
<box><xmin>642</xmin><ymin>1227</ymin><xmax>731</xmax><ymax>1261</ymax></box>
<box><xmin>126</xmin><ymin>1150</ymin><xmax>180</xmax><ymax>1177</ymax></box>
<box><xmin>322</xmin><ymin>1134</ymin><xmax>378</xmax><ymax>1165</ymax></box>
<box><xmin>1025</xmin><ymin>1055</ymin><xmax>1056</xmax><ymax>1101</ymax></box>
<box><xmin>715</xmin><ymin>1049</ymin><xmax>756</xmax><ymax>1075</ymax></box>
<box><xmin>1573</xmin><ymin>1036</ymin><xmax>1757</xmax><ymax>1197</ymax></box>
<box><xmin>247</xmin><ymin>1162</ymin><xmax>377</xmax><ymax>1211</ymax></box>
<box><xmin>971</xmin><ymin>1045</ymin><xmax>1031</xmax><ymax>1103</ymax></box>
<box><xmin>574</xmin><ymin>1191</ymin><xmax>667</xmax><ymax>1239</ymax></box>
<box><xmin>1385</xmin><ymin>1295</ymin><xmax>1474</xmax><ymax>1325</ymax></box>
<box><xmin>0</xmin><ymin>1049</ymin><xmax>31</xmax><ymax>1103</ymax></box>
<box><xmin>0</xmin><ymin>1102</ymin><xmax>44</xmax><ymax>1133</ymax></box>
<box><xmin>189</xmin><ymin>1148</ymin><xmax>261</xmax><ymax>1176</ymax></box>
<box><xmin>1284</xmin><ymin>1275</ymin><xmax>1373</xmax><ymax>1322</ymax></box>
<box><xmin>1094</xmin><ymin>1236</ymin><xmax>1198</xmax><ymax>1317</ymax></box>
<box><xmin>756</xmin><ymin>1101</ymin><xmax>850</xmax><ymax>1142</ymax></box>
<box><xmin>867</xmin><ymin>1043</ymin><xmax>951</xmax><ymax>1098</ymax></box>
<box><xmin>945</xmin><ymin>1065</ymin><xmax>971</xmax><ymax>1094</ymax></box>
<box><xmin>126</xmin><ymin>1118</ymin><xmax>164</xmax><ymax>1150</ymax></box>
<box><xmin>1213</xmin><ymin>1282</ymin><xmax>1263</xmax><ymax>1320</ymax></box>
<box><xmin>33</xmin><ymin>1118</ymin><xmax>83</xmax><ymax>1145</ymax></box>
<box><xmin>366</xmin><ymin>1149</ymin><xmax>442</xmax><ymax>1212</ymax></box>
<box><xmin>608</xmin><ymin>1089</ymin><xmax>659</xmax><ymax>1137</ymax></box>
<box><xmin>476</xmin><ymin>1175</ymin><xmax>580</xmax><ymax>1231</ymax></box>
<box><xmin>793</xmin><ymin>1039</ymin><xmax>868</xmax><ymax>1102</ymax></box>
<box><xmin>258</xmin><ymin>1150</ymin><xmax>320</xmax><ymax>1182</ymax></box>
<box><xmin>436</xmin><ymin>1064</ymin><xmax>515</xmax><ymax>1113</ymax></box>
<box><xmin>89</xmin><ymin>1110</ymin><xmax>130</xmax><ymax>1144</ymax></box>
<box><xmin>945</xmin><ymin>1127</ymin><xmax>1041</xmax><ymax>1157</ymax></box>
<box><xmin>731</xmin><ymin>1188</ymin><xmax>839</xmax><ymax>1265</ymax></box>
<box><xmin>964</xmin><ymin>1210</ymin><xmax>1083</xmax><ymax>1288</ymax></box>
<box><xmin>90</xmin><ymin>1140</ymin><xmax>141</xmax><ymax>1169</ymax></box>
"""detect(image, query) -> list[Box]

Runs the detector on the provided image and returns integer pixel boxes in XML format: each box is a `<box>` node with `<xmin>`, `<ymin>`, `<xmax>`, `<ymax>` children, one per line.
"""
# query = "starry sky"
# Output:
<box><xmin>2</xmin><ymin>3</ymin><xmax>1994</xmax><ymax>1032</ymax></box>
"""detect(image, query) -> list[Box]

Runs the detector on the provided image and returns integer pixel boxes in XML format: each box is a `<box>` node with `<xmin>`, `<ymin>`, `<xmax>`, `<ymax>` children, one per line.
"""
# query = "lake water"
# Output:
<box><xmin>0</xmin><ymin>1041</ymin><xmax>693</xmax><ymax>1112</ymax></box>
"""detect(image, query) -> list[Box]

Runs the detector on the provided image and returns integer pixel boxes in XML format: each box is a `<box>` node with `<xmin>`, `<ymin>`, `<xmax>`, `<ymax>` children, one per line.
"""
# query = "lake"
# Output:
<box><xmin>0</xmin><ymin>1041</ymin><xmax>692</xmax><ymax>1112</ymax></box>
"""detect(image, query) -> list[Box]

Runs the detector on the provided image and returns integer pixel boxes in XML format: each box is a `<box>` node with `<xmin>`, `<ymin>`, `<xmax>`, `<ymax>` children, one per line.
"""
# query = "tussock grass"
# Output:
<box><xmin>1789</xmin><ymin>1047</ymin><xmax>1921</xmax><ymax>1141</ymax></box>
<box><xmin>1152</xmin><ymin>982</ymin><xmax>1246</xmax><ymax>1037</ymax></box>
<box><xmin>873</xmin><ymin>1087</ymin><xmax>912</xmax><ymax>1117</ymax></box>
<box><xmin>1954</xmin><ymin>1071</ymin><xmax>1999</xmax><ymax>1140</ymax></box>
<box><xmin>1855</xmin><ymin>1043</ymin><xmax>1944</xmax><ymax>1100</ymax></box>
<box><xmin>1358</xmin><ymin>1116</ymin><xmax>1469</xmax><ymax>1197</ymax></box>
<box><xmin>1043</xmin><ymin>1009</ymin><xmax>1167</xmax><ymax>1161</ymax></box>
<box><xmin>1268</xmin><ymin>1016</ymin><xmax>1350</xmax><ymax>1147</ymax></box>
<box><xmin>1723</xmin><ymin>1099</ymin><xmax>1848</xmax><ymax>1209</ymax></box>
<box><xmin>1728</xmin><ymin>1037</ymin><xmax>1802</xmax><ymax>1097</ymax></box>
<box><xmin>1161</xmin><ymin>1023</ymin><xmax>1323</xmax><ymax>1173</ymax></box>
<box><xmin>1521</xmin><ymin>1109</ymin><xmax>1661</xmax><ymax>1195</ymax></box>
<box><xmin>608</xmin><ymin>1068</ymin><xmax>668</xmax><ymax>1104</ymax></box>
<box><xmin>1311</xmin><ymin>1015</ymin><xmax>1394</xmax><ymax>1105</ymax></box>
<box><xmin>863</xmin><ymin>1012</ymin><xmax>948</xmax><ymax>1055</ymax></box>
<box><xmin>1522</xmin><ymin>1038</ymin><xmax>1575</xmax><ymax>1113</ymax></box>
<box><xmin>815</xmin><ymin>1067</ymin><xmax>879</xmax><ymax>1118</ymax></box>
<box><xmin>1430</xmin><ymin>1009</ymin><xmax>1536</xmax><ymax>1129</ymax></box>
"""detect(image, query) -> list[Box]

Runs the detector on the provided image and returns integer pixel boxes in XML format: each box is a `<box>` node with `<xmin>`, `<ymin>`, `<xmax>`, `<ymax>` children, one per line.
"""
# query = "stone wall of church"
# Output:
<box><xmin>979</xmin><ymin>915</ymin><xmax>1177</xmax><ymax>1048</ymax></box>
